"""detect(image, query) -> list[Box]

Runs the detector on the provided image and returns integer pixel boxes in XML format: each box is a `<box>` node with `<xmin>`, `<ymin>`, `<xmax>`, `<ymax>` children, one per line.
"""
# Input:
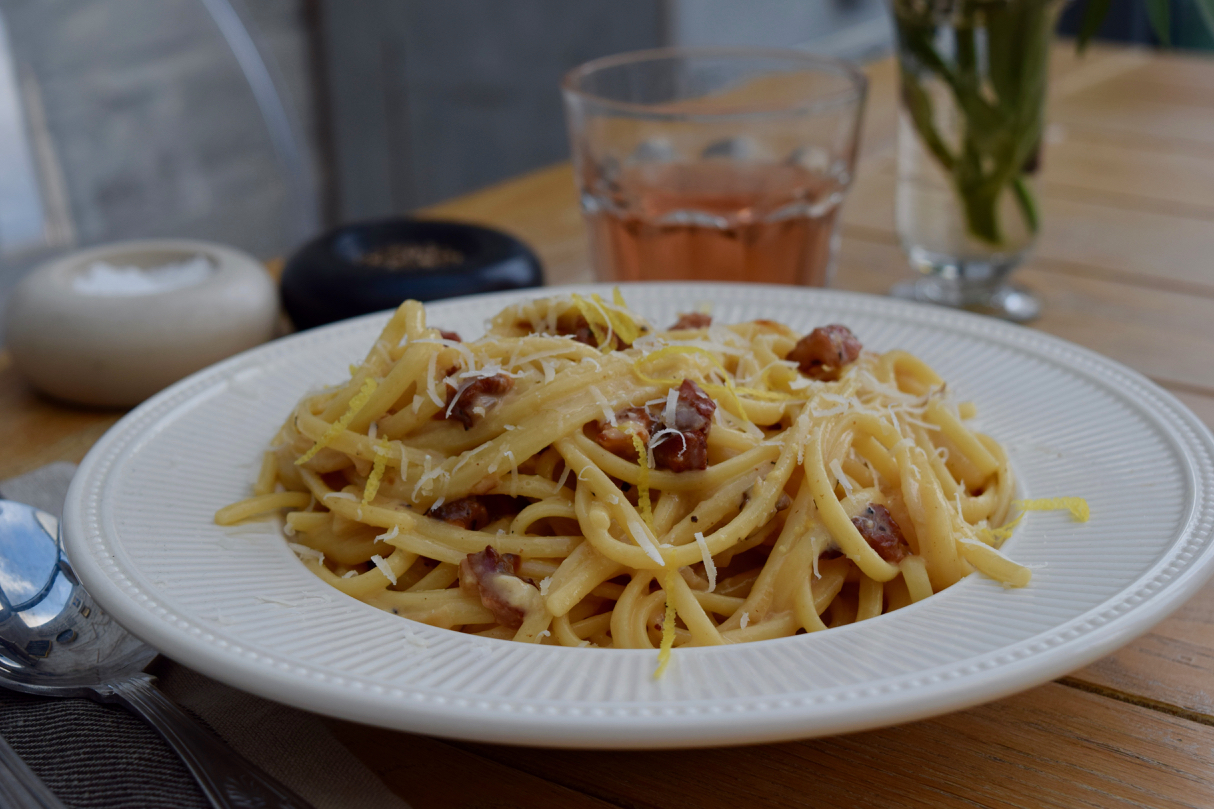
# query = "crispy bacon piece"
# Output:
<box><xmin>428</xmin><ymin>497</ymin><xmax>490</xmax><ymax>530</ymax></box>
<box><xmin>446</xmin><ymin>374</ymin><xmax>513</xmax><ymax>429</ymax></box>
<box><xmin>669</xmin><ymin>312</ymin><xmax>712</xmax><ymax>330</ymax></box>
<box><xmin>438</xmin><ymin>329</ymin><xmax>461</xmax><ymax>342</ymax></box>
<box><xmin>562</xmin><ymin>315</ymin><xmax>628</xmax><ymax>350</ymax></box>
<box><xmin>459</xmin><ymin>546</ymin><xmax>539</xmax><ymax>629</ymax></box>
<box><xmin>652</xmin><ymin>379</ymin><xmax>716</xmax><ymax>472</ymax></box>
<box><xmin>572</xmin><ymin>321</ymin><xmax>596</xmax><ymax>347</ymax></box>
<box><xmin>851</xmin><ymin>504</ymin><xmax>910</xmax><ymax>563</ymax></box>
<box><xmin>589</xmin><ymin>407</ymin><xmax>653</xmax><ymax>458</ymax></box>
<box><xmin>787</xmin><ymin>325</ymin><xmax>862</xmax><ymax>380</ymax></box>
<box><xmin>590</xmin><ymin>380</ymin><xmax>717</xmax><ymax>472</ymax></box>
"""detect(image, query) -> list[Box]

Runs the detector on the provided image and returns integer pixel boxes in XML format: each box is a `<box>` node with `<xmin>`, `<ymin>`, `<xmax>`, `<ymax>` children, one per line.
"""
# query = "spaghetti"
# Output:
<box><xmin>217</xmin><ymin>293</ymin><xmax>1059</xmax><ymax>663</ymax></box>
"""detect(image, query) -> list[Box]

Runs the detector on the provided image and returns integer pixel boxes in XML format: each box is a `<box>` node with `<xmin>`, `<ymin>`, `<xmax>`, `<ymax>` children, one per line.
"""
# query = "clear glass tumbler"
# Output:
<box><xmin>890</xmin><ymin>0</ymin><xmax>1061</xmax><ymax>322</ymax></box>
<box><xmin>562</xmin><ymin>48</ymin><xmax>867</xmax><ymax>286</ymax></box>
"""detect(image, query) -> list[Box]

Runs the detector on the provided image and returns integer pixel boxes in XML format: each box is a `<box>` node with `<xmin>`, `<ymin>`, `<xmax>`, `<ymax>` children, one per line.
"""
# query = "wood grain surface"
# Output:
<box><xmin>461</xmin><ymin>684</ymin><xmax>1214</xmax><ymax>809</ymax></box>
<box><xmin>2</xmin><ymin>42</ymin><xmax>1213</xmax><ymax>808</ymax></box>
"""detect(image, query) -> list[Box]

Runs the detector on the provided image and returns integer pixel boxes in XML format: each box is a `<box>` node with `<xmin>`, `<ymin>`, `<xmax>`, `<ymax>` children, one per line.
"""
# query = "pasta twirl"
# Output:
<box><xmin>218</xmin><ymin>293</ymin><xmax>1040</xmax><ymax>664</ymax></box>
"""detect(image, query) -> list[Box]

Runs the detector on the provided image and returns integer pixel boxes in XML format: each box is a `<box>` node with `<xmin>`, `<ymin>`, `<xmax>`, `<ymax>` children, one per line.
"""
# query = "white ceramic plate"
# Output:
<box><xmin>63</xmin><ymin>284</ymin><xmax>1214</xmax><ymax>748</ymax></box>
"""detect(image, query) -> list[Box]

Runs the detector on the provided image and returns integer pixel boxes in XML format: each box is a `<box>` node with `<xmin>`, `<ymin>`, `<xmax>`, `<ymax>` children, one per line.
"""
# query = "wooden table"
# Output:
<box><xmin>5</xmin><ymin>43</ymin><xmax>1214</xmax><ymax>807</ymax></box>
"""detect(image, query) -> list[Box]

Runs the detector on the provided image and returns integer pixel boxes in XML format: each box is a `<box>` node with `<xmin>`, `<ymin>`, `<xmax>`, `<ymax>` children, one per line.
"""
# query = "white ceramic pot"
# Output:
<box><xmin>5</xmin><ymin>239</ymin><xmax>278</xmax><ymax>407</ymax></box>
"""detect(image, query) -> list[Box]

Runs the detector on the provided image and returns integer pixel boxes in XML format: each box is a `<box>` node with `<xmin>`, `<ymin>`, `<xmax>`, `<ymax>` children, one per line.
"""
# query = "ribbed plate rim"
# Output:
<box><xmin>62</xmin><ymin>283</ymin><xmax>1214</xmax><ymax>748</ymax></box>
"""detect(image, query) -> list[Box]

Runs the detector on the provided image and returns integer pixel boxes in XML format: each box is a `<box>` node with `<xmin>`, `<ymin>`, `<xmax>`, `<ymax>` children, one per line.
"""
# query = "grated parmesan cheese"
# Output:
<box><xmin>370</xmin><ymin>554</ymin><xmax>398</xmax><ymax>585</ymax></box>
<box><xmin>589</xmin><ymin>385</ymin><xmax>617</xmax><ymax>426</ymax></box>
<box><xmin>287</xmin><ymin>542</ymin><xmax>323</xmax><ymax>564</ymax></box>
<box><xmin>504</xmin><ymin>449</ymin><xmax>519</xmax><ymax>496</ymax></box>
<box><xmin>539</xmin><ymin>576</ymin><xmax>552</xmax><ymax>596</ymax></box>
<box><xmin>888</xmin><ymin>405</ymin><xmax>902</xmax><ymax>436</ymax></box>
<box><xmin>829</xmin><ymin>458</ymin><xmax>855</xmax><ymax>498</ymax></box>
<box><xmin>664</xmin><ymin>387</ymin><xmax>679</xmax><ymax>426</ymax></box>
<box><xmin>740</xmin><ymin>612</ymin><xmax>750</xmax><ymax>629</ymax></box>
<box><xmin>452</xmin><ymin>441</ymin><xmax>491</xmax><ymax>476</ymax></box>
<box><xmin>342</xmin><ymin>570</ymin><xmax>359</xmax><ymax>579</ymax></box>
<box><xmin>412</xmin><ymin>457</ymin><xmax>450</xmax><ymax>501</ymax></box>
<box><xmin>694</xmin><ymin>531</ymin><xmax>717</xmax><ymax>592</ymax></box>
<box><xmin>623</xmin><ymin>505</ymin><xmax>663</xmax><ymax>566</ymax></box>
<box><xmin>649</xmin><ymin>426</ymin><xmax>687</xmax><ymax>454</ymax></box>
<box><xmin>426</xmin><ymin>351</ymin><xmax>444</xmax><ymax>407</ymax></box>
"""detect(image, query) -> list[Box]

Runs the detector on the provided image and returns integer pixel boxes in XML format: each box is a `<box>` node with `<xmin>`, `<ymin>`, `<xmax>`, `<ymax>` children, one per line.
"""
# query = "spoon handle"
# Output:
<box><xmin>0</xmin><ymin>732</ymin><xmax>66</xmax><ymax>809</ymax></box>
<box><xmin>102</xmin><ymin>675</ymin><xmax>315</xmax><ymax>809</ymax></box>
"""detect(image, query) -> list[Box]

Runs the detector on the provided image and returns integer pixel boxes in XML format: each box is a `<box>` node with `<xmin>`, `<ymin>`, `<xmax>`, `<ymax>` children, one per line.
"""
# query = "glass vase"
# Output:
<box><xmin>890</xmin><ymin>0</ymin><xmax>1061</xmax><ymax>322</ymax></box>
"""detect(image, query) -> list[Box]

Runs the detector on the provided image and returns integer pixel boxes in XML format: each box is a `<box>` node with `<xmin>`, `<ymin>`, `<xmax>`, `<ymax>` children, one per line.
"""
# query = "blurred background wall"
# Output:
<box><xmin>0</xmin><ymin>0</ymin><xmax>1202</xmax><ymax>339</ymax></box>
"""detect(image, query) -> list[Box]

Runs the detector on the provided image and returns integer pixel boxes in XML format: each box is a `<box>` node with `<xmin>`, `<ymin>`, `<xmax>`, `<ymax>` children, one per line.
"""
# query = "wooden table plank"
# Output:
<box><xmin>326</xmin><ymin>721</ymin><xmax>620</xmax><ymax>809</ymax></box>
<box><xmin>1053</xmin><ymin>74</ymin><xmax>1214</xmax><ymax>148</ymax></box>
<box><xmin>421</xmin><ymin>164</ymin><xmax>591</xmax><ymax>286</ymax></box>
<box><xmin>1071</xmin><ymin>580</ymin><xmax>1214</xmax><ymax>721</ymax></box>
<box><xmin>842</xmin><ymin>156</ymin><xmax>1214</xmax><ymax>296</ymax></box>
<box><xmin>1040</xmin><ymin>134</ymin><xmax>1214</xmax><ymax>219</ymax></box>
<box><xmin>0</xmin><ymin>354</ymin><xmax>121</xmax><ymax>480</ymax></box>
<box><xmin>833</xmin><ymin>237</ymin><xmax>1214</xmax><ymax>393</ymax></box>
<box><xmin>457</xmin><ymin>683</ymin><xmax>1214</xmax><ymax>809</ymax></box>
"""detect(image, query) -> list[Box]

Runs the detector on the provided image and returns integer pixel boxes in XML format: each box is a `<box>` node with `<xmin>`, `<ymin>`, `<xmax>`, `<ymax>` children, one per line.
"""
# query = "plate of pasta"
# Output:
<box><xmin>63</xmin><ymin>283</ymin><xmax>1214</xmax><ymax>748</ymax></box>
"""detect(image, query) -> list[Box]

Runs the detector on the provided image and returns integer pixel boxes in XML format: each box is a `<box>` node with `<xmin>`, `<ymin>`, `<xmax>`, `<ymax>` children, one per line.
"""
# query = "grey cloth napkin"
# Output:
<box><xmin>0</xmin><ymin>464</ymin><xmax>411</xmax><ymax>809</ymax></box>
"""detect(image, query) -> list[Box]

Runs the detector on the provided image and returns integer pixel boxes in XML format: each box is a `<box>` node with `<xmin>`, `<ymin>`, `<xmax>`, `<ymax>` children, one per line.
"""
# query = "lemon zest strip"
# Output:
<box><xmin>1013</xmin><ymin>497</ymin><xmax>1090</xmax><ymax>522</ymax></box>
<box><xmin>601</xmin><ymin>290</ymin><xmax>644</xmax><ymax>346</ymax></box>
<box><xmin>633</xmin><ymin>346</ymin><xmax>751</xmax><ymax>422</ymax></box>
<box><xmin>362</xmin><ymin>439</ymin><xmax>391</xmax><ymax>505</ymax></box>
<box><xmin>571</xmin><ymin>293</ymin><xmax>613</xmax><ymax>351</ymax></box>
<box><xmin>296</xmin><ymin>378</ymin><xmax>379</xmax><ymax>466</ymax></box>
<box><xmin>978</xmin><ymin>512</ymin><xmax>1024</xmax><ymax>546</ymax></box>
<box><xmin>654</xmin><ymin>570</ymin><xmax>678</xmax><ymax>679</ymax></box>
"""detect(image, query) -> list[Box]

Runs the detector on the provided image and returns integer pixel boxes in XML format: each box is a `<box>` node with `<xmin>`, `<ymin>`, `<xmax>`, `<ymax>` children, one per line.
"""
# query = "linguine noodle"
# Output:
<box><xmin>217</xmin><ymin>293</ymin><xmax>1053</xmax><ymax>671</ymax></box>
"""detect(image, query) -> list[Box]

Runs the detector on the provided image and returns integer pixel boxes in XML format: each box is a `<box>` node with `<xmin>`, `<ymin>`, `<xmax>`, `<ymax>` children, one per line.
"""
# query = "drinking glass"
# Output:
<box><xmin>562</xmin><ymin>48</ymin><xmax>866</xmax><ymax>285</ymax></box>
<box><xmin>889</xmin><ymin>0</ymin><xmax>1060</xmax><ymax>322</ymax></box>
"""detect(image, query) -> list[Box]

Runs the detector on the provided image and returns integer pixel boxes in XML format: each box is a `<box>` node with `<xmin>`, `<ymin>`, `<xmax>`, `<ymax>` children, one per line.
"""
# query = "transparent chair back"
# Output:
<box><xmin>0</xmin><ymin>0</ymin><xmax>317</xmax><ymax>332</ymax></box>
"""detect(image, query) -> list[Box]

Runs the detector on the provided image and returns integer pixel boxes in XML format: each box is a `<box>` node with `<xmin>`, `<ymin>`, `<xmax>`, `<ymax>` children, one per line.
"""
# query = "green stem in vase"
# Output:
<box><xmin>893</xmin><ymin>0</ymin><xmax>1056</xmax><ymax>248</ymax></box>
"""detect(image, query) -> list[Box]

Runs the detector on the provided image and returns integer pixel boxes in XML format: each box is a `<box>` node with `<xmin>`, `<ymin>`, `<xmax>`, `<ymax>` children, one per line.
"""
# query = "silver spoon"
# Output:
<box><xmin>0</xmin><ymin>499</ymin><xmax>314</xmax><ymax>809</ymax></box>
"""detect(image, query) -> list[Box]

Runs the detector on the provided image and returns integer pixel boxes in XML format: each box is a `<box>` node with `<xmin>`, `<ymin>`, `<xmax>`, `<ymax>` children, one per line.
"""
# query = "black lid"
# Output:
<box><xmin>281</xmin><ymin>218</ymin><xmax>544</xmax><ymax>330</ymax></box>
